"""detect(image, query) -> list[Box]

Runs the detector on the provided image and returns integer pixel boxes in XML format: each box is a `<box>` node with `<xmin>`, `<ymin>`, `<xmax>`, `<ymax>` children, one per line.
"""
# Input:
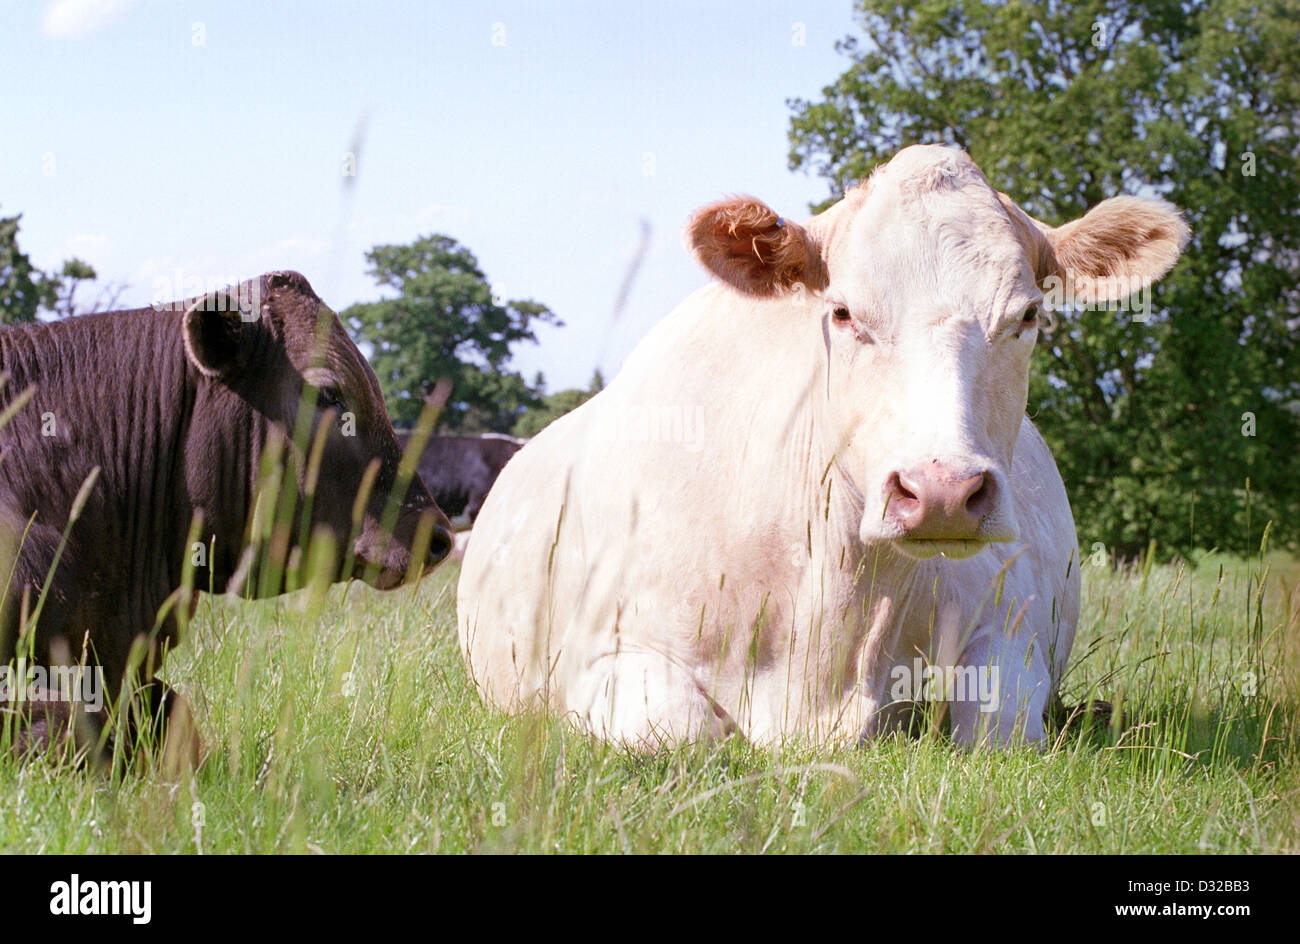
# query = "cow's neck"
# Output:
<box><xmin>182</xmin><ymin>376</ymin><xmax>269</xmax><ymax>595</ymax></box>
<box><xmin>0</xmin><ymin>310</ymin><xmax>213</xmax><ymax>673</ymax></box>
<box><xmin>0</xmin><ymin>309</ymin><xmax>269</xmax><ymax>663</ymax></box>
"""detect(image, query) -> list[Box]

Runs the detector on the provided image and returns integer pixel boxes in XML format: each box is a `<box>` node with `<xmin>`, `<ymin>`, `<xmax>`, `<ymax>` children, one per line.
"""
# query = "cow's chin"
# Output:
<box><xmin>352</xmin><ymin>559</ymin><xmax>409</xmax><ymax>590</ymax></box>
<box><xmin>890</xmin><ymin>538</ymin><xmax>990</xmax><ymax>561</ymax></box>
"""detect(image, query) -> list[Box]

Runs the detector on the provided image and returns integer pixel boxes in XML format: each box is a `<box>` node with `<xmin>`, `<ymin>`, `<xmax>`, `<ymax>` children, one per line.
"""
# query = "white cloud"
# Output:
<box><xmin>42</xmin><ymin>0</ymin><xmax>140</xmax><ymax>39</ymax></box>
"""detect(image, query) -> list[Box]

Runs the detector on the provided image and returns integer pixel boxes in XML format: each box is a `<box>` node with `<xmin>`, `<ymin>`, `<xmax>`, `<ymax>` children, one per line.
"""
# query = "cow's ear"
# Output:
<box><xmin>1000</xmin><ymin>193</ymin><xmax>1189</xmax><ymax>304</ymax></box>
<box><xmin>182</xmin><ymin>290</ymin><xmax>252</xmax><ymax>377</ymax></box>
<box><xmin>685</xmin><ymin>196</ymin><xmax>827</xmax><ymax>297</ymax></box>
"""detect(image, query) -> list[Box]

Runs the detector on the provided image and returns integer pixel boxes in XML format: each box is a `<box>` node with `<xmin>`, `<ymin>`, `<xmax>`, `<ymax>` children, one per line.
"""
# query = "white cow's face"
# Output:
<box><xmin>813</xmin><ymin>149</ymin><xmax>1041</xmax><ymax>558</ymax></box>
<box><xmin>687</xmin><ymin>145</ymin><xmax>1188</xmax><ymax>561</ymax></box>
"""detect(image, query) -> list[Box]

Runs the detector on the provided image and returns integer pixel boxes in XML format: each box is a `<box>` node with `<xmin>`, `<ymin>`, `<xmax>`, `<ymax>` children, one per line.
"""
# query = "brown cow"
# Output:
<box><xmin>397</xmin><ymin>432</ymin><xmax>524</xmax><ymax>528</ymax></box>
<box><xmin>0</xmin><ymin>271</ymin><xmax>452</xmax><ymax>767</ymax></box>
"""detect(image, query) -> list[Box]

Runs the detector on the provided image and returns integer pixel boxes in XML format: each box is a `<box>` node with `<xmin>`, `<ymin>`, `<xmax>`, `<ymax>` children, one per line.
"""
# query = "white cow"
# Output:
<box><xmin>458</xmin><ymin>145</ymin><xmax>1188</xmax><ymax>749</ymax></box>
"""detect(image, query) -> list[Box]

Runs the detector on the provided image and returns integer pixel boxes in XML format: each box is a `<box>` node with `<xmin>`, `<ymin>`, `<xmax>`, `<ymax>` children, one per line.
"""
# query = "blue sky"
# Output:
<box><xmin>1</xmin><ymin>0</ymin><xmax>858</xmax><ymax>390</ymax></box>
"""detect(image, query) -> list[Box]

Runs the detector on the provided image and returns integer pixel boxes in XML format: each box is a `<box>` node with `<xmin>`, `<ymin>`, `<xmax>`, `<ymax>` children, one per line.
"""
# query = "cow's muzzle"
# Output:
<box><xmin>354</xmin><ymin>508</ymin><xmax>454</xmax><ymax>588</ymax></box>
<box><xmin>878</xmin><ymin>461</ymin><xmax>1015</xmax><ymax>559</ymax></box>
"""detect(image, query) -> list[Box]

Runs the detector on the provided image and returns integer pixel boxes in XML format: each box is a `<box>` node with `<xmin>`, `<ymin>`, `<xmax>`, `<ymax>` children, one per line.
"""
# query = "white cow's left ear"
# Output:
<box><xmin>998</xmin><ymin>192</ymin><xmax>1190</xmax><ymax>304</ymax></box>
<box><xmin>685</xmin><ymin>196</ymin><xmax>828</xmax><ymax>298</ymax></box>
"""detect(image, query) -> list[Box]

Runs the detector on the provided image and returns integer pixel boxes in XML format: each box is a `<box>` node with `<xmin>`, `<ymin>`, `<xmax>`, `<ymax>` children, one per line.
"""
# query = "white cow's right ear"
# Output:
<box><xmin>182</xmin><ymin>289</ymin><xmax>252</xmax><ymax>377</ymax></box>
<box><xmin>998</xmin><ymin>192</ymin><xmax>1190</xmax><ymax>305</ymax></box>
<box><xmin>685</xmin><ymin>196</ymin><xmax>827</xmax><ymax>297</ymax></box>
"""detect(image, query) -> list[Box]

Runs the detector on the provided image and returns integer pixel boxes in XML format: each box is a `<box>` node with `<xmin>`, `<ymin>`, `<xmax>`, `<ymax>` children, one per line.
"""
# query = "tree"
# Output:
<box><xmin>788</xmin><ymin>0</ymin><xmax>1300</xmax><ymax>559</ymax></box>
<box><xmin>513</xmin><ymin>369</ymin><xmax>605</xmax><ymax>438</ymax></box>
<box><xmin>0</xmin><ymin>209</ymin><xmax>54</xmax><ymax>325</ymax></box>
<box><xmin>344</xmin><ymin>235</ymin><xmax>560</xmax><ymax>432</ymax></box>
<box><xmin>44</xmin><ymin>257</ymin><xmax>123</xmax><ymax>319</ymax></box>
<box><xmin>1</xmin><ymin>210</ymin><xmax>117</xmax><ymax>325</ymax></box>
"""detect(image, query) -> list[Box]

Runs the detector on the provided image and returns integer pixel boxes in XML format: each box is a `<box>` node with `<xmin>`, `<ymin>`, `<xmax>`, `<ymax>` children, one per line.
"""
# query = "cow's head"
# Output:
<box><xmin>181</xmin><ymin>271</ymin><xmax>453</xmax><ymax>589</ymax></box>
<box><xmin>687</xmin><ymin>145</ymin><xmax>1188</xmax><ymax>560</ymax></box>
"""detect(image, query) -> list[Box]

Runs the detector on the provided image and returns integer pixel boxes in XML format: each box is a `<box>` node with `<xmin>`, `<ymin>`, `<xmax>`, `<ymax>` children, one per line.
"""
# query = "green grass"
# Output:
<box><xmin>1</xmin><ymin>552</ymin><xmax>1296</xmax><ymax>854</ymax></box>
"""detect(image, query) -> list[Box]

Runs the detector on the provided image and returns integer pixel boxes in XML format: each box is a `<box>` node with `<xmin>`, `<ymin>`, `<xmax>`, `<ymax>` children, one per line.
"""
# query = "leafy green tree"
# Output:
<box><xmin>788</xmin><ymin>0</ymin><xmax>1300</xmax><ymax>559</ymax></box>
<box><xmin>45</xmin><ymin>257</ymin><xmax>99</xmax><ymax>319</ymax></box>
<box><xmin>1</xmin><ymin>210</ymin><xmax>111</xmax><ymax>324</ymax></box>
<box><xmin>344</xmin><ymin>235</ymin><xmax>560</xmax><ymax>432</ymax></box>
<box><xmin>513</xmin><ymin>369</ymin><xmax>605</xmax><ymax>438</ymax></box>
<box><xmin>0</xmin><ymin>209</ymin><xmax>54</xmax><ymax>325</ymax></box>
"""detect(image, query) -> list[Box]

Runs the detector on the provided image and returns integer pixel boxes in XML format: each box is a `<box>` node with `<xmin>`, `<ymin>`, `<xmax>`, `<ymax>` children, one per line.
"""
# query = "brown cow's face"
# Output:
<box><xmin>182</xmin><ymin>271</ymin><xmax>452</xmax><ymax>590</ymax></box>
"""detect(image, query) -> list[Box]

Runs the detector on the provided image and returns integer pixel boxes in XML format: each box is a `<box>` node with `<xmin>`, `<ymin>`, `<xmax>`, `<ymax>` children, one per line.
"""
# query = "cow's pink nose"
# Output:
<box><xmin>884</xmin><ymin>464</ymin><xmax>995</xmax><ymax>540</ymax></box>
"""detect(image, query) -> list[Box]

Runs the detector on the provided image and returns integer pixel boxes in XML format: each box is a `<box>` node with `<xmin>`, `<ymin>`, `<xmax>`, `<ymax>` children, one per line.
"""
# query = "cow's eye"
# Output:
<box><xmin>831</xmin><ymin>306</ymin><xmax>853</xmax><ymax>326</ymax></box>
<box><xmin>1021</xmin><ymin>306</ymin><xmax>1039</xmax><ymax>326</ymax></box>
<box><xmin>316</xmin><ymin>387</ymin><xmax>344</xmax><ymax>411</ymax></box>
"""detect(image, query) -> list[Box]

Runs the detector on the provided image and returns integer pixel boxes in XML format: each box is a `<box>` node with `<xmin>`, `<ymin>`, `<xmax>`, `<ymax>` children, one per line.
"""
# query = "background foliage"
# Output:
<box><xmin>343</xmin><ymin>234</ymin><xmax>560</xmax><ymax>432</ymax></box>
<box><xmin>512</xmin><ymin>369</ymin><xmax>604</xmax><ymax>439</ymax></box>
<box><xmin>0</xmin><ymin>208</ymin><xmax>107</xmax><ymax>325</ymax></box>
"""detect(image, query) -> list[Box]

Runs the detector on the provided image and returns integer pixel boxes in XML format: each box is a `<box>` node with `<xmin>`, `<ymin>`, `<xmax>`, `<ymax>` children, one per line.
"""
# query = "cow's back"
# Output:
<box><xmin>407</xmin><ymin>434</ymin><xmax>522</xmax><ymax>523</ymax></box>
<box><xmin>458</xmin><ymin>284</ymin><xmax>837</xmax><ymax>714</ymax></box>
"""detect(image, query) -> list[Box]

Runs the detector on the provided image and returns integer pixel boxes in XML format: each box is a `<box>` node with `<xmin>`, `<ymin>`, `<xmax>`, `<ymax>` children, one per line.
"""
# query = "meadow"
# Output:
<box><xmin>0</xmin><ymin>548</ymin><xmax>1295</xmax><ymax>854</ymax></box>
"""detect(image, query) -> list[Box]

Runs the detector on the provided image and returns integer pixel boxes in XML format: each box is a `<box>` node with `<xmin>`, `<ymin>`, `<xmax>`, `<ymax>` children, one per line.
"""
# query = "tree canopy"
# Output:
<box><xmin>788</xmin><ymin>0</ymin><xmax>1300</xmax><ymax>559</ymax></box>
<box><xmin>344</xmin><ymin>235</ymin><xmax>560</xmax><ymax>432</ymax></box>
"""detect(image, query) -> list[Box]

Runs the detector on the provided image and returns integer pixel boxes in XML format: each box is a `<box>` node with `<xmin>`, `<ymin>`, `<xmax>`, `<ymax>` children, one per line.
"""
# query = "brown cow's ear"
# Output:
<box><xmin>999</xmin><ymin>192</ymin><xmax>1189</xmax><ymax>305</ymax></box>
<box><xmin>182</xmin><ymin>290</ymin><xmax>251</xmax><ymax>377</ymax></box>
<box><xmin>685</xmin><ymin>196</ymin><xmax>827</xmax><ymax>297</ymax></box>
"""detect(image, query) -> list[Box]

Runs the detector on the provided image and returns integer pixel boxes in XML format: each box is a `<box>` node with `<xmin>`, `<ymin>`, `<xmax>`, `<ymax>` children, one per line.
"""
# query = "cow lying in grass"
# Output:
<box><xmin>458</xmin><ymin>145</ymin><xmax>1187</xmax><ymax>750</ymax></box>
<box><xmin>0</xmin><ymin>271</ymin><xmax>452</xmax><ymax>767</ymax></box>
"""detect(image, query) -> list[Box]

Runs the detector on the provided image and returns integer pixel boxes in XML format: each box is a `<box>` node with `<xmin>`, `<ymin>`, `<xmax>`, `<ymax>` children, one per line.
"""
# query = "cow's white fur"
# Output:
<box><xmin>458</xmin><ymin>146</ymin><xmax>1187</xmax><ymax>749</ymax></box>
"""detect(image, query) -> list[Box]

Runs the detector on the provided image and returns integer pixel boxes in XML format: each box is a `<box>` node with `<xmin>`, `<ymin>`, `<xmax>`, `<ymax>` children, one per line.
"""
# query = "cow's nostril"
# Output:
<box><xmin>428</xmin><ymin>526</ymin><xmax>454</xmax><ymax>564</ymax></box>
<box><xmin>963</xmin><ymin>472</ymin><xmax>994</xmax><ymax>520</ymax></box>
<box><xmin>885</xmin><ymin>471</ymin><xmax>923</xmax><ymax>524</ymax></box>
<box><xmin>894</xmin><ymin>477</ymin><xmax>918</xmax><ymax>503</ymax></box>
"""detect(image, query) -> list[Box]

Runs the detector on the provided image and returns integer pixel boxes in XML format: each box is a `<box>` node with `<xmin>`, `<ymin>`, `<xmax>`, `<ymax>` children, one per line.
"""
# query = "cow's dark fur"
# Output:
<box><xmin>0</xmin><ymin>271</ymin><xmax>451</xmax><ymax>767</ymax></box>
<box><xmin>398</xmin><ymin>433</ymin><xmax>522</xmax><ymax>526</ymax></box>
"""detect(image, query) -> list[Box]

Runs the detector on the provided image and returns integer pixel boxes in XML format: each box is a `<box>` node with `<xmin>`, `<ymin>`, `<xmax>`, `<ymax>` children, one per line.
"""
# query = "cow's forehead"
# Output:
<box><xmin>271</xmin><ymin>288</ymin><xmax>337</xmax><ymax>357</ymax></box>
<box><xmin>265</xmin><ymin>288</ymin><xmax>384</xmax><ymax>402</ymax></box>
<box><xmin>818</xmin><ymin>149</ymin><xmax>1036</xmax><ymax>325</ymax></box>
<box><xmin>874</xmin><ymin>143</ymin><xmax>987</xmax><ymax>192</ymax></box>
<box><xmin>306</xmin><ymin>308</ymin><xmax>379</xmax><ymax>393</ymax></box>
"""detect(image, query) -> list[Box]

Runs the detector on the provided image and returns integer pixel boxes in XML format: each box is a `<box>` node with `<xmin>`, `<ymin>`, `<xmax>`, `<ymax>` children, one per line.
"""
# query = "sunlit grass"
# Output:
<box><xmin>0</xmin><ymin>551</ymin><xmax>1295</xmax><ymax>854</ymax></box>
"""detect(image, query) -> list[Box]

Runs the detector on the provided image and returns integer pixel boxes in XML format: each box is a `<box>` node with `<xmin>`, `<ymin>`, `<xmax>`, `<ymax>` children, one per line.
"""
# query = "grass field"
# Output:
<box><xmin>1</xmin><ymin>549</ymin><xmax>1296</xmax><ymax>854</ymax></box>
